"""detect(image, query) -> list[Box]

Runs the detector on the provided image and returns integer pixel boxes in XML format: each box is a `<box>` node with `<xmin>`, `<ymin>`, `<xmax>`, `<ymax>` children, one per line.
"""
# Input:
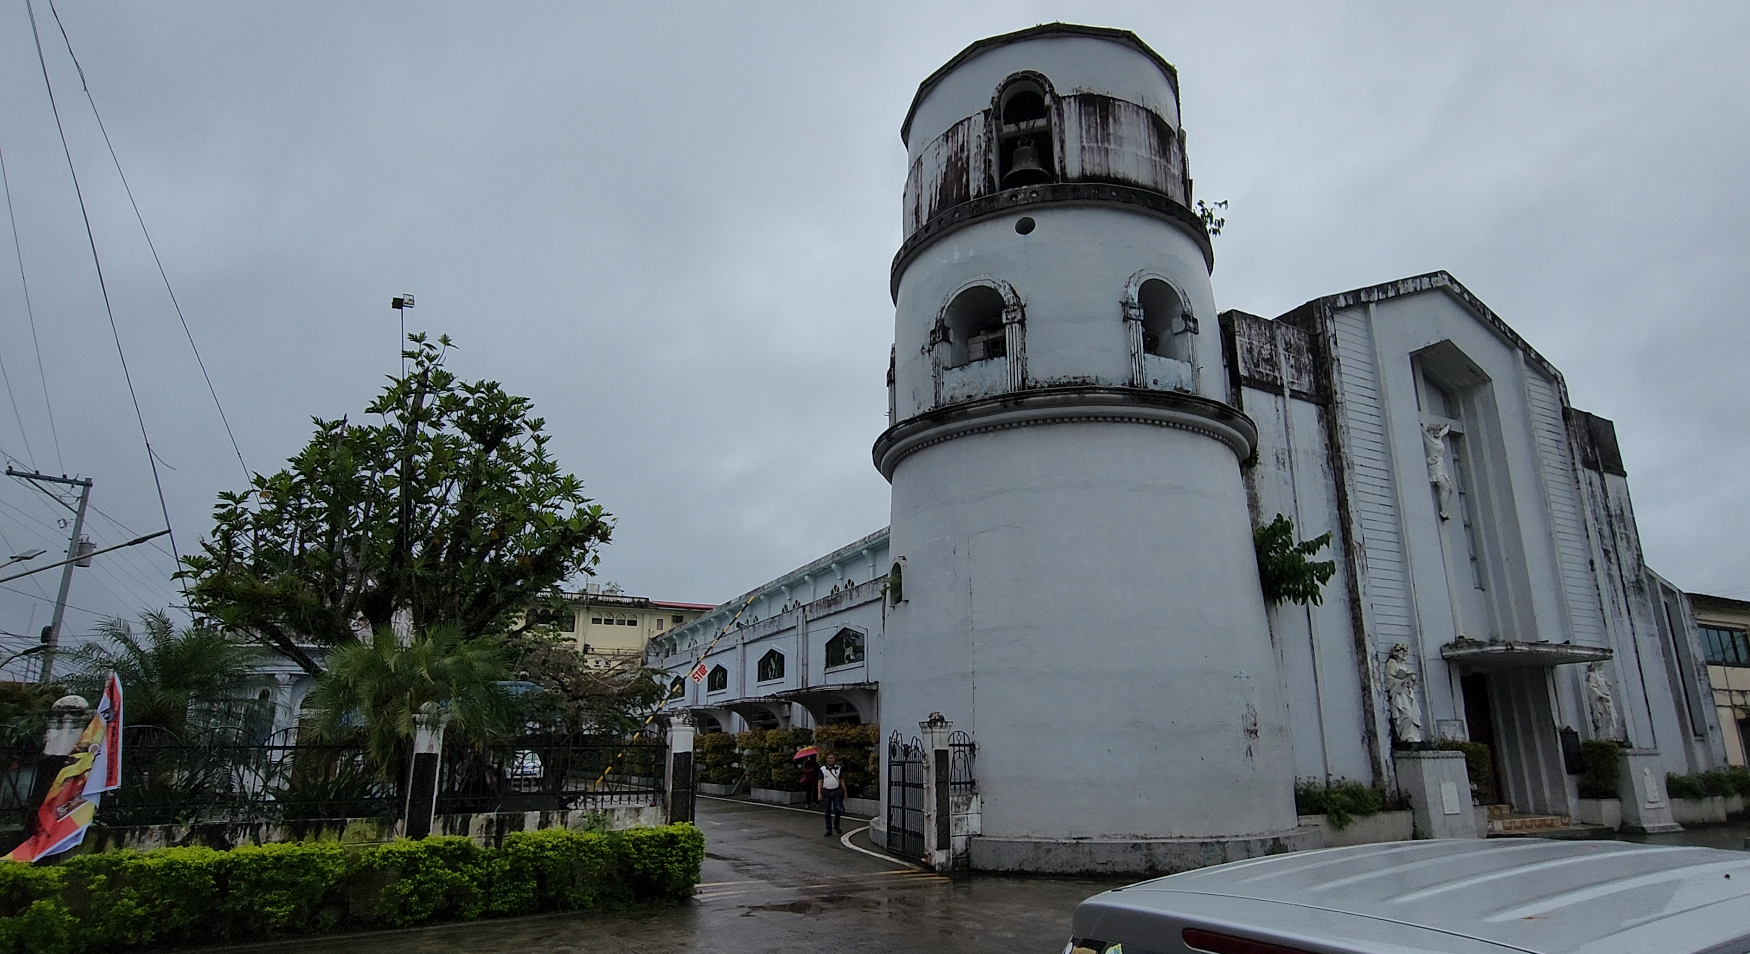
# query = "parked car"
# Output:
<box><xmin>1068</xmin><ymin>838</ymin><xmax>1750</xmax><ymax>953</ymax></box>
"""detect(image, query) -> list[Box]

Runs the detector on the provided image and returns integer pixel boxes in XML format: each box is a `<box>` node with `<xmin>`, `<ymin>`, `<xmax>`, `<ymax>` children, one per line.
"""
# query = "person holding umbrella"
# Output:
<box><xmin>795</xmin><ymin>745</ymin><xmax>820</xmax><ymax>808</ymax></box>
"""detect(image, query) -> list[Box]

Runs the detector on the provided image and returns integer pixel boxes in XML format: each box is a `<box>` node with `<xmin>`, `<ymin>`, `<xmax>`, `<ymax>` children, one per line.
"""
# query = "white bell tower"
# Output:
<box><xmin>876</xmin><ymin>24</ymin><xmax>1309</xmax><ymax>872</ymax></box>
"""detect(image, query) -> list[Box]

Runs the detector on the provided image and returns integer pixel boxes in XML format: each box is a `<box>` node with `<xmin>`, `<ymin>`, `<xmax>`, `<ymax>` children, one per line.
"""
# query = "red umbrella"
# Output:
<box><xmin>792</xmin><ymin>745</ymin><xmax>820</xmax><ymax>760</ymax></box>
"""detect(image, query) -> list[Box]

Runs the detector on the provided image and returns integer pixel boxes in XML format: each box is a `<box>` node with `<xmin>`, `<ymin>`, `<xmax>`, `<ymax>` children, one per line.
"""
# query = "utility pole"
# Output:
<box><xmin>5</xmin><ymin>467</ymin><xmax>93</xmax><ymax>684</ymax></box>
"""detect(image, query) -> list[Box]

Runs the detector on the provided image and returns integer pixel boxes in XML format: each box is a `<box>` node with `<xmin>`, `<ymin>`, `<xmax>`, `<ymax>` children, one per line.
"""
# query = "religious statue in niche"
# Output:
<box><xmin>1586</xmin><ymin>660</ymin><xmax>1620</xmax><ymax>740</ymax></box>
<box><xmin>1384</xmin><ymin>643</ymin><xmax>1426</xmax><ymax>746</ymax></box>
<box><xmin>1423</xmin><ymin>422</ymin><xmax>1454</xmax><ymax>520</ymax></box>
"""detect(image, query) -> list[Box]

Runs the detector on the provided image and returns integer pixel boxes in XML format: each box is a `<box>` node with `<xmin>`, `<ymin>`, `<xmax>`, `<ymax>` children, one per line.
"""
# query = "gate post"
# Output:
<box><xmin>920</xmin><ymin>713</ymin><xmax>953</xmax><ymax>872</ymax></box>
<box><xmin>404</xmin><ymin>702</ymin><xmax>449</xmax><ymax>839</ymax></box>
<box><xmin>666</xmin><ymin>713</ymin><xmax>696</xmax><ymax>824</ymax></box>
<box><xmin>22</xmin><ymin>696</ymin><xmax>91</xmax><ymax>841</ymax></box>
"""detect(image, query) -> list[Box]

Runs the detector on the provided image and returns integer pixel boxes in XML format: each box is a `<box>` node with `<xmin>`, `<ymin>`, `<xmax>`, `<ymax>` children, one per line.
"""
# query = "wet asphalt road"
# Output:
<box><xmin>223</xmin><ymin>795</ymin><xmax>1127</xmax><ymax>954</ymax></box>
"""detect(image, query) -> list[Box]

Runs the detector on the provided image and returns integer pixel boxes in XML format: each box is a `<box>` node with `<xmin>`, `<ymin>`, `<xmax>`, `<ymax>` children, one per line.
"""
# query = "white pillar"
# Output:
<box><xmin>404</xmin><ymin>702</ymin><xmax>450</xmax><ymax>838</ymax></box>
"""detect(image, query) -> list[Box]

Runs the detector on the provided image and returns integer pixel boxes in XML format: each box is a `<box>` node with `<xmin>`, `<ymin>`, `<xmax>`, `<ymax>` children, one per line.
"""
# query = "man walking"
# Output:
<box><xmin>818</xmin><ymin>752</ymin><xmax>845</xmax><ymax>836</ymax></box>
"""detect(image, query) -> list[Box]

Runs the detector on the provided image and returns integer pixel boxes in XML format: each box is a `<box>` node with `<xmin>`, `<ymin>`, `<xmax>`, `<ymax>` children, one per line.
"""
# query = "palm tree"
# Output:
<box><xmin>65</xmin><ymin>611</ymin><xmax>263</xmax><ymax>737</ymax></box>
<box><xmin>303</xmin><ymin>623</ymin><xmax>512</xmax><ymax>778</ymax></box>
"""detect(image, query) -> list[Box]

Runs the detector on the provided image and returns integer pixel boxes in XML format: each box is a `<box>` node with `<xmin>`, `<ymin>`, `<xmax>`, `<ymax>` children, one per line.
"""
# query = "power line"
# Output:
<box><xmin>0</xmin><ymin>137</ymin><xmax>61</xmax><ymax>471</ymax></box>
<box><xmin>24</xmin><ymin>0</ymin><xmax>180</xmax><ymax>577</ymax></box>
<box><xmin>46</xmin><ymin>1</ymin><xmax>250</xmax><ymax>484</ymax></box>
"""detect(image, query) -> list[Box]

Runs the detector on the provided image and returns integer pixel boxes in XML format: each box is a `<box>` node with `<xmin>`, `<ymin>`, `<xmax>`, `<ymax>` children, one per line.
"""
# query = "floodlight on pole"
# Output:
<box><xmin>391</xmin><ymin>294</ymin><xmax>416</xmax><ymax>376</ymax></box>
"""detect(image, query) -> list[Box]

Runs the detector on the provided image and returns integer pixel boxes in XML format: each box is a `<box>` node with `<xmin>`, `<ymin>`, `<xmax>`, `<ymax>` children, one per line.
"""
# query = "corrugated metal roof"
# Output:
<box><xmin>1077</xmin><ymin>839</ymin><xmax>1750</xmax><ymax>953</ymax></box>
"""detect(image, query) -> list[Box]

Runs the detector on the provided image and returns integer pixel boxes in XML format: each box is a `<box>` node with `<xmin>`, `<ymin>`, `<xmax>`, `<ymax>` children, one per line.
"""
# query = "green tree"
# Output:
<box><xmin>178</xmin><ymin>334</ymin><xmax>613</xmax><ymax>675</ymax></box>
<box><xmin>1253</xmin><ymin>513</ymin><xmax>1337</xmax><ymax>607</ymax></box>
<box><xmin>63</xmin><ymin>612</ymin><xmax>262</xmax><ymax>736</ymax></box>
<box><xmin>303</xmin><ymin>624</ymin><xmax>512</xmax><ymax>776</ymax></box>
<box><xmin>501</xmin><ymin>631</ymin><xmax>671</xmax><ymax>736</ymax></box>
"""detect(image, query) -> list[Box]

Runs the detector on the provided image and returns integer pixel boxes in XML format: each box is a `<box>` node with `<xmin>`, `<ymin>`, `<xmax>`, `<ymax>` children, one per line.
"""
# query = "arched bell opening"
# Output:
<box><xmin>995</xmin><ymin>74</ymin><xmax>1056</xmax><ymax>189</ymax></box>
<box><xmin>944</xmin><ymin>285</ymin><xmax>1009</xmax><ymax>369</ymax></box>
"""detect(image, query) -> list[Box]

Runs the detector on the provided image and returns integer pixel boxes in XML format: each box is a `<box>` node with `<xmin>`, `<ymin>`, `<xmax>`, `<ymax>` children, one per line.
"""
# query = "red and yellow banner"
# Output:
<box><xmin>3</xmin><ymin>674</ymin><xmax>123</xmax><ymax>863</ymax></box>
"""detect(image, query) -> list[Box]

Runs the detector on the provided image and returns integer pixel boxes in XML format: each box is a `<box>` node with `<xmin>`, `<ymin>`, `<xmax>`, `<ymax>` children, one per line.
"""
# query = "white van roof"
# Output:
<box><xmin>1072</xmin><ymin>839</ymin><xmax>1750</xmax><ymax>953</ymax></box>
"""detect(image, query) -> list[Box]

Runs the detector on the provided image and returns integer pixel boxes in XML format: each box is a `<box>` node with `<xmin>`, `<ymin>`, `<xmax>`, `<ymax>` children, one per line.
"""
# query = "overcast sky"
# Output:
<box><xmin>0</xmin><ymin>1</ymin><xmax>1746</xmax><ymax>668</ymax></box>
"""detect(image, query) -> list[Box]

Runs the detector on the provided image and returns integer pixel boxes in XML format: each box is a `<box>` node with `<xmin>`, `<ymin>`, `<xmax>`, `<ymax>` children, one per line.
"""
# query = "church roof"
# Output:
<box><xmin>1279</xmin><ymin>269</ymin><xmax>1569</xmax><ymax>403</ymax></box>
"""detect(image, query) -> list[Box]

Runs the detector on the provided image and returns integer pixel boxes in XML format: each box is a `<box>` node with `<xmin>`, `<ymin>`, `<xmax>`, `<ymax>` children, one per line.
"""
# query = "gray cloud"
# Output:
<box><xmin>1</xmin><ymin>1</ymin><xmax>1745</xmax><ymax>664</ymax></box>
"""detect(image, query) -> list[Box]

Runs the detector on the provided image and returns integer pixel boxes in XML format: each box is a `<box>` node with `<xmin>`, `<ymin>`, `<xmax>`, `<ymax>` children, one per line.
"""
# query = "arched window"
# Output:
<box><xmin>825</xmin><ymin>628</ymin><xmax>866</xmax><ymax>668</ymax></box>
<box><xmin>944</xmin><ymin>285</ymin><xmax>1008</xmax><ymax>369</ymax></box>
<box><xmin>1139</xmin><ymin>279</ymin><xmax>1190</xmax><ymax>360</ymax></box>
<box><xmin>996</xmin><ymin>76</ymin><xmax>1055</xmax><ymax>189</ymax></box>
<box><xmin>669</xmin><ymin>676</ymin><xmax>684</xmax><ymax>698</ymax></box>
<box><xmin>757</xmin><ymin>649</ymin><xmax>786</xmax><ymax>683</ymax></box>
<box><xmin>888</xmin><ymin>560</ymin><xmax>905</xmax><ymax>605</ymax></box>
<box><xmin>706</xmin><ymin>665</ymin><xmax>728</xmax><ymax>692</ymax></box>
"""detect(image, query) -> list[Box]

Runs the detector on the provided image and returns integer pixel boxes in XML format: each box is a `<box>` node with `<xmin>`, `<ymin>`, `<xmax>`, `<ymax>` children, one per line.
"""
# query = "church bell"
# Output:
<box><xmin>1002</xmin><ymin>140</ymin><xmax>1052</xmax><ymax>188</ymax></box>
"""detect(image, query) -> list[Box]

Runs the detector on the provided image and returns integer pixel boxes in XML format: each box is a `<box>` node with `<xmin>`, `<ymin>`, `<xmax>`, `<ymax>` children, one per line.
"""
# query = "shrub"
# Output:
<box><xmin>695</xmin><ymin>731</ymin><xmax>740</xmax><ymax>786</ymax></box>
<box><xmin>1667</xmin><ymin>772</ymin><xmax>1705</xmax><ymax>800</ymax></box>
<box><xmin>61</xmin><ymin>846</ymin><xmax>223</xmax><ymax>950</ymax></box>
<box><xmin>0</xmin><ymin>823</ymin><xmax>703</xmax><ymax>951</ymax></box>
<box><xmin>1577</xmin><ymin>740</ymin><xmax>1621</xmax><ymax>799</ymax></box>
<box><xmin>489</xmin><ymin>827</ymin><xmax>612</xmax><ymax>915</ymax></box>
<box><xmin>354</xmin><ymin>835</ymin><xmax>485</xmax><ymax>927</ymax></box>
<box><xmin>1294</xmin><ymin>779</ymin><xmax>1385</xmax><ymax>830</ymax></box>
<box><xmin>612</xmin><ymin>824</ymin><xmax>705</xmax><ymax>902</ymax></box>
<box><xmin>814</xmin><ymin>723</ymin><xmax>880</xmax><ymax>799</ymax></box>
<box><xmin>736</xmin><ymin>728</ymin><xmax>812</xmax><ymax>791</ymax></box>
<box><xmin>1435</xmin><ymin>740</ymin><xmax>1496</xmax><ymax>803</ymax></box>
<box><xmin>1665</xmin><ymin>768</ymin><xmax>1750</xmax><ymax>800</ymax></box>
<box><xmin>0</xmin><ymin>865</ymin><xmax>73</xmax><ymax>954</ymax></box>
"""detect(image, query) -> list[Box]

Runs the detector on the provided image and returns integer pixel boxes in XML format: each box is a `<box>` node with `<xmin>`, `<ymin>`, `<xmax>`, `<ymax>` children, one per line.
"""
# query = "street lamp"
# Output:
<box><xmin>5</xmin><ymin>548</ymin><xmax>46</xmax><ymax>567</ymax></box>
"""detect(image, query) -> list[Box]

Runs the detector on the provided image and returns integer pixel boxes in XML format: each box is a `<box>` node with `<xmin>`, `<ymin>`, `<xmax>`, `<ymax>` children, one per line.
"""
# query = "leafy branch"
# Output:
<box><xmin>1254</xmin><ymin>513</ymin><xmax>1336</xmax><ymax>606</ymax></box>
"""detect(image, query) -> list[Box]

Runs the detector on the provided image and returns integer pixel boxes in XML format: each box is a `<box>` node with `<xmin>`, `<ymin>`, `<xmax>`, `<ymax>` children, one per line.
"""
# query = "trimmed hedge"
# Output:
<box><xmin>1577</xmin><ymin>740</ymin><xmax>1621</xmax><ymax>799</ymax></box>
<box><xmin>813</xmin><ymin>723</ymin><xmax>880</xmax><ymax>800</ymax></box>
<box><xmin>0</xmin><ymin>824</ymin><xmax>703</xmax><ymax>953</ymax></box>
<box><xmin>695</xmin><ymin>731</ymin><xmax>739</xmax><ymax>786</ymax></box>
<box><xmin>735</xmin><ymin>728</ymin><xmax>813</xmax><ymax>791</ymax></box>
<box><xmin>1667</xmin><ymin>766</ymin><xmax>1750</xmax><ymax>800</ymax></box>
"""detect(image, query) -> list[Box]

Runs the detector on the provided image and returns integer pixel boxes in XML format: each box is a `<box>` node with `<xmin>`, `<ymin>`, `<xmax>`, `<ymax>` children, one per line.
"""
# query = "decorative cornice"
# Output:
<box><xmin>871</xmin><ymin>386</ymin><xmax>1257</xmax><ymax>480</ymax></box>
<box><xmin>890</xmin><ymin>182</ymin><xmax>1212</xmax><ymax>301</ymax></box>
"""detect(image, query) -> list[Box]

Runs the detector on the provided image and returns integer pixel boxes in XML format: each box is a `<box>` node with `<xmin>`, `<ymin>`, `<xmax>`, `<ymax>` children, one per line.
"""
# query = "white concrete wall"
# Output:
<box><xmin>904</xmin><ymin>35</ymin><xmax>1181</xmax><ymax>157</ymax></box>
<box><xmin>883</xmin><ymin>420</ymin><xmax>1298</xmax><ymax>840</ymax></box>
<box><xmin>1240</xmin><ymin>376</ymin><xmax>1373</xmax><ymax>785</ymax></box>
<box><xmin>892</xmin><ymin>207</ymin><xmax>1219</xmax><ymax>422</ymax></box>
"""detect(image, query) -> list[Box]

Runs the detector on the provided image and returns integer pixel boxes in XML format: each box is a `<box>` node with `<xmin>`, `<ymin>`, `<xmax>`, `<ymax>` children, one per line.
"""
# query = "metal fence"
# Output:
<box><xmin>0</xmin><ymin>740</ymin><xmax>46</xmax><ymax>839</ymax></box>
<box><xmin>0</xmin><ymin>727</ymin><xmax>669</xmax><ymax>834</ymax></box>
<box><xmin>436</xmin><ymin>733</ymin><xmax>667</xmax><ymax>815</ymax></box>
<box><xmin>948</xmin><ymin>729</ymin><xmax>977</xmax><ymax>798</ymax></box>
<box><xmin>99</xmin><ymin>727</ymin><xmax>398</xmax><ymax>828</ymax></box>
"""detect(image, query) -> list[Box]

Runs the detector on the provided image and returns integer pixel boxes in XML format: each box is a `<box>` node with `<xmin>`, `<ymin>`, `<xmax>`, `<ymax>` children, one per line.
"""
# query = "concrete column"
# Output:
<box><xmin>667</xmin><ymin>713</ymin><xmax>697</xmax><ymax>824</ymax></box>
<box><xmin>23</xmin><ymin>696</ymin><xmax>92</xmax><ymax>844</ymax></box>
<box><xmin>43</xmin><ymin>695</ymin><xmax>91</xmax><ymax>756</ymax></box>
<box><xmin>1394</xmin><ymin>750</ymin><xmax>1482</xmax><ymax>839</ymax></box>
<box><xmin>920</xmin><ymin>714</ymin><xmax>952</xmax><ymax>872</ymax></box>
<box><xmin>1617</xmin><ymin>747</ymin><xmax>1682</xmax><ymax>833</ymax></box>
<box><xmin>403</xmin><ymin>702</ymin><xmax>449</xmax><ymax>839</ymax></box>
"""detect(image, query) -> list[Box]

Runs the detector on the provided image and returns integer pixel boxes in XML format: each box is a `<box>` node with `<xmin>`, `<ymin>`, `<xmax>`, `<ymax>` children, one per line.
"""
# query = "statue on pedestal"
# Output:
<box><xmin>1586</xmin><ymin>661</ymin><xmax>1620</xmax><ymax>740</ymax></box>
<box><xmin>1385</xmin><ymin>644</ymin><xmax>1425</xmax><ymax>746</ymax></box>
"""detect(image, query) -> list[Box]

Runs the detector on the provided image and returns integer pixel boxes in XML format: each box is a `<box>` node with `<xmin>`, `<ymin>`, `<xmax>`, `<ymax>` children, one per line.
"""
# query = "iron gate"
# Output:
<box><xmin>886</xmin><ymin>732</ymin><xmax>925</xmax><ymax>860</ymax></box>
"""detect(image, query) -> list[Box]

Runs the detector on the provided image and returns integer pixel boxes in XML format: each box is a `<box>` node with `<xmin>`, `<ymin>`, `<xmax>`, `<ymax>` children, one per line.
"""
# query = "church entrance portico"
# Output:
<box><xmin>1444</xmin><ymin>641</ymin><xmax>1612</xmax><ymax>819</ymax></box>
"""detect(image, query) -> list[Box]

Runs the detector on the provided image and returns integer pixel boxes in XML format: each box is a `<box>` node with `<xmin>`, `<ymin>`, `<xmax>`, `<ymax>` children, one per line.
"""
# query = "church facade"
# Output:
<box><xmin>647</xmin><ymin>24</ymin><xmax>1725</xmax><ymax>871</ymax></box>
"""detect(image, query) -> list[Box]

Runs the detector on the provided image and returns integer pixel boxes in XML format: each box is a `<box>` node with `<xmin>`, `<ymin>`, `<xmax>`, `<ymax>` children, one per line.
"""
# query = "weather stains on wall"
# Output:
<box><xmin>1059</xmin><ymin>94</ymin><xmax>1184</xmax><ymax>203</ymax></box>
<box><xmin>902</xmin><ymin>93</ymin><xmax>1186</xmax><ymax>239</ymax></box>
<box><xmin>904</xmin><ymin>115</ymin><xmax>986</xmax><ymax>235</ymax></box>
